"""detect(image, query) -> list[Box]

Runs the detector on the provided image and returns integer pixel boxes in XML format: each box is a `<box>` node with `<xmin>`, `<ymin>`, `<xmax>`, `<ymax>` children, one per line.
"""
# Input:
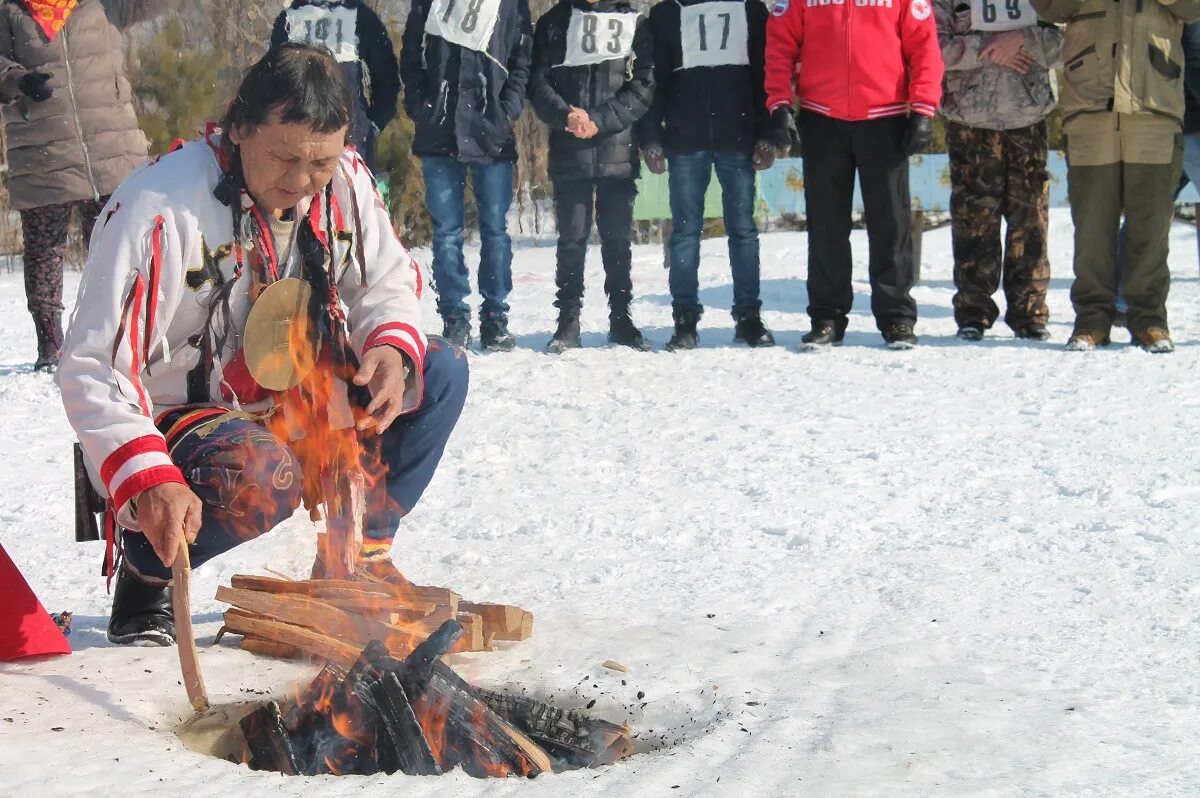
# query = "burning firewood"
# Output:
<box><xmin>240</xmin><ymin>621</ymin><xmax>567</xmax><ymax>778</ymax></box>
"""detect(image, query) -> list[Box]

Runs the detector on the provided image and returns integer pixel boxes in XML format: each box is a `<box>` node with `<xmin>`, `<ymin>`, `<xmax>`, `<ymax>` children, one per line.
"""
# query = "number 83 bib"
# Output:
<box><xmin>680</xmin><ymin>2</ymin><xmax>748</xmax><ymax>69</ymax></box>
<box><xmin>426</xmin><ymin>0</ymin><xmax>504</xmax><ymax>53</ymax></box>
<box><xmin>561</xmin><ymin>10</ymin><xmax>640</xmax><ymax>66</ymax></box>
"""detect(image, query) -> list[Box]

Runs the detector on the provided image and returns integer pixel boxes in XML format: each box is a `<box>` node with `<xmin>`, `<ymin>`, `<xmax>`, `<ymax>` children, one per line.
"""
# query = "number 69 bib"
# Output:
<box><xmin>561</xmin><ymin>10</ymin><xmax>639</xmax><ymax>67</ymax></box>
<box><xmin>426</xmin><ymin>0</ymin><xmax>504</xmax><ymax>53</ymax></box>
<box><xmin>969</xmin><ymin>0</ymin><xmax>1038</xmax><ymax>31</ymax></box>
<box><xmin>680</xmin><ymin>2</ymin><xmax>749</xmax><ymax>69</ymax></box>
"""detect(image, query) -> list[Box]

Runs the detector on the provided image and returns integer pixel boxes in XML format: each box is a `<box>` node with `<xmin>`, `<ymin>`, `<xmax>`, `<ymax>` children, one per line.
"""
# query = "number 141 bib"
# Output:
<box><xmin>969</xmin><ymin>0</ymin><xmax>1038</xmax><ymax>31</ymax></box>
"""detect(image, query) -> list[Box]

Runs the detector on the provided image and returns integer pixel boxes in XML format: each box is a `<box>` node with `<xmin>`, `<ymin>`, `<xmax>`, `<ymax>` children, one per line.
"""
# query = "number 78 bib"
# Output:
<box><xmin>426</xmin><ymin>0</ymin><xmax>504</xmax><ymax>53</ymax></box>
<box><xmin>969</xmin><ymin>0</ymin><xmax>1038</xmax><ymax>31</ymax></box>
<box><xmin>561</xmin><ymin>10</ymin><xmax>639</xmax><ymax>66</ymax></box>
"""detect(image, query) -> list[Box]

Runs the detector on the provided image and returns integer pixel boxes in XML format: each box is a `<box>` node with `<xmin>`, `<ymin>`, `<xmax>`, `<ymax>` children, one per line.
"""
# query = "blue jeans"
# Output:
<box><xmin>422</xmin><ymin>157</ymin><xmax>514</xmax><ymax>322</ymax></box>
<box><xmin>667</xmin><ymin>151</ymin><xmax>762</xmax><ymax>318</ymax></box>
<box><xmin>122</xmin><ymin>339</ymin><xmax>469</xmax><ymax>581</ymax></box>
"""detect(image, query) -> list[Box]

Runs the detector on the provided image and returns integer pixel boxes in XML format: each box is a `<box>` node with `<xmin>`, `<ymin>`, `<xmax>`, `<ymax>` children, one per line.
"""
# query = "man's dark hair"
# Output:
<box><xmin>222</xmin><ymin>43</ymin><xmax>353</xmax><ymax>137</ymax></box>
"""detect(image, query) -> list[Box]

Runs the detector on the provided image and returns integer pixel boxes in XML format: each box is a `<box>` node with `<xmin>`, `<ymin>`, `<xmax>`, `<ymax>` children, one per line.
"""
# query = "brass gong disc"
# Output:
<box><xmin>243</xmin><ymin>278</ymin><xmax>320</xmax><ymax>392</ymax></box>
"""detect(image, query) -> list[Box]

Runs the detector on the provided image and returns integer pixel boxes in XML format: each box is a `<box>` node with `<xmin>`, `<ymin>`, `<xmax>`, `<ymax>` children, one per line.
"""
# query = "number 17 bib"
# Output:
<box><xmin>680</xmin><ymin>2</ymin><xmax>749</xmax><ymax>69</ymax></box>
<box><xmin>969</xmin><ymin>0</ymin><xmax>1038</xmax><ymax>31</ymax></box>
<box><xmin>561</xmin><ymin>10</ymin><xmax>639</xmax><ymax>67</ymax></box>
<box><xmin>426</xmin><ymin>0</ymin><xmax>504</xmax><ymax>53</ymax></box>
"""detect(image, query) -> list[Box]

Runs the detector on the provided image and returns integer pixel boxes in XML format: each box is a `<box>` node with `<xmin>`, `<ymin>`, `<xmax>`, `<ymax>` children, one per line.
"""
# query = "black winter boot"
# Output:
<box><xmin>801</xmin><ymin>320</ymin><xmax>845</xmax><ymax>350</ymax></box>
<box><xmin>33</xmin><ymin>312</ymin><xmax>62</xmax><ymax>372</ymax></box>
<box><xmin>666</xmin><ymin>311</ymin><xmax>700</xmax><ymax>352</ymax></box>
<box><xmin>442</xmin><ymin>317</ymin><xmax>472</xmax><ymax>349</ymax></box>
<box><xmin>608</xmin><ymin>311</ymin><xmax>652</xmax><ymax>351</ymax></box>
<box><xmin>480</xmin><ymin>316</ymin><xmax>516</xmax><ymax>352</ymax></box>
<box><xmin>546</xmin><ymin>312</ymin><xmax>582</xmax><ymax>354</ymax></box>
<box><xmin>734</xmin><ymin>312</ymin><xmax>775</xmax><ymax>348</ymax></box>
<box><xmin>882</xmin><ymin>322</ymin><xmax>919</xmax><ymax>350</ymax></box>
<box><xmin>107</xmin><ymin>565</ymin><xmax>176</xmax><ymax>647</ymax></box>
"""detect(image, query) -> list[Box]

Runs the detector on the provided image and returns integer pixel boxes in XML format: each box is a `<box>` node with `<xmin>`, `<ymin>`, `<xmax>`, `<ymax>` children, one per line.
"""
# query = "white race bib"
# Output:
<box><xmin>285</xmin><ymin>6</ymin><xmax>359</xmax><ymax>63</ymax></box>
<box><xmin>969</xmin><ymin>0</ymin><xmax>1038</xmax><ymax>31</ymax></box>
<box><xmin>680</xmin><ymin>2</ymin><xmax>749</xmax><ymax>69</ymax></box>
<box><xmin>561</xmin><ymin>10</ymin><xmax>639</xmax><ymax>67</ymax></box>
<box><xmin>426</xmin><ymin>0</ymin><xmax>504</xmax><ymax>54</ymax></box>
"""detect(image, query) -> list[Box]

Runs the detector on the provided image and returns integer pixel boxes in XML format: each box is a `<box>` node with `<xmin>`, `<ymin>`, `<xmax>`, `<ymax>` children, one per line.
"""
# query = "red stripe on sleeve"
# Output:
<box><xmin>99</xmin><ymin>435</ymin><xmax>171</xmax><ymax>487</ymax></box>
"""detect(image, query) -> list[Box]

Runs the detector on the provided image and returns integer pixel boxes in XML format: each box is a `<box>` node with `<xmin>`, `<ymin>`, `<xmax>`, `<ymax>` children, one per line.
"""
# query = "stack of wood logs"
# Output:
<box><xmin>216</xmin><ymin>575</ymin><xmax>535</xmax><ymax>667</ymax></box>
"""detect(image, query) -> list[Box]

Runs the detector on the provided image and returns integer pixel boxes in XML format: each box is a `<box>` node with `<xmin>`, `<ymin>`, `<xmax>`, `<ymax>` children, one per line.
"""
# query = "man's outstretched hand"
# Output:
<box><xmin>135</xmin><ymin>483</ymin><xmax>202</xmax><ymax>569</ymax></box>
<box><xmin>354</xmin><ymin>346</ymin><xmax>411</xmax><ymax>434</ymax></box>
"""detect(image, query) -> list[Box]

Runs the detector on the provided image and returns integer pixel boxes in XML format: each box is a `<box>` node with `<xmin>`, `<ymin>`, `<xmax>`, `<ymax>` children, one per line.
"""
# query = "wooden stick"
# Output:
<box><xmin>216</xmin><ymin>586</ymin><xmax>426</xmax><ymax>657</ymax></box>
<box><xmin>460</xmin><ymin>602</ymin><xmax>534</xmax><ymax>642</ymax></box>
<box><xmin>222</xmin><ymin>608</ymin><xmax>362</xmax><ymax>669</ymax></box>
<box><xmin>172</xmin><ymin>540</ymin><xmax>209</xmax><ymax>712</ymax></box>
<box><xmin>230</xmin><ymin>575</ymin><xmax>460</xmax><ymax>616</ymax></box>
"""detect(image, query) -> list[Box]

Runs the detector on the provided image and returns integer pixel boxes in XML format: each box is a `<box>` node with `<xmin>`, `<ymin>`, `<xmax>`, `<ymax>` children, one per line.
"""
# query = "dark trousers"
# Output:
<box><xmin>123</xmin><ymin>339</ymin><xmax>469</xmax><ymax>581</ymax></box>
<box><xmin>947</xmin><ymin>121</ymin><xmax>1051</xmax><ymax>331</ymax></box>
<box><xmin>799</xmin><ymin>112</ymin><xmax>917</xmax><ymax>331</ymax></box>
<box><xmin>552</xmin><ymin>177</ymin><xmax>637</xmax><ymax>315</ymax></box>
<box><xmin>20</xmin><ymin>197</ymin><xmax>107</xmax><ymax>362</ymax></box>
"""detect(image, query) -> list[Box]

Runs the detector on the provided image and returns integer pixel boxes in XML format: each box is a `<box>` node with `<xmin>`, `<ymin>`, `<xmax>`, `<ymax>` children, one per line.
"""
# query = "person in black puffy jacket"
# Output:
<box><xmin>529</xmin><ymin>0</ymin><xmax>655</xmax><ymax>352</ymax></box>
<box><xmin>270</xmin><ymin>0</ymin><xmax>400</xmax><ymax>170</ymax></box>
<box><xmin>401</xmin><ymin>0</ymin><xmax>533</xmax><ymax>351</ymax></box>
<box><xmin>637</xmin><ymin>0</ymin><xmax>775</xmax><ymax>352</ymax></box>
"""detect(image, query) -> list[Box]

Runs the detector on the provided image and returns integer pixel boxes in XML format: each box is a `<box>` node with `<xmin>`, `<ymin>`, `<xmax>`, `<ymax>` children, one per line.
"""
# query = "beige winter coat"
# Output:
<box><xmin>1032</xmin><ymin>0</ymin><xmax>1200</xmax><ymax>123</ymax></box>
<box><xmin>0</xmin><ymin>0</ymin><xmax>173</xmax><ymax>210</ymax></box>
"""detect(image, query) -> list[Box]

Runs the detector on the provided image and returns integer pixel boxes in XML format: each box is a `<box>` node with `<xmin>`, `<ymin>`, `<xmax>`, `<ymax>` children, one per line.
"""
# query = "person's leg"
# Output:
<box><xmin>714</xmin><ymin>151</ymin><xmax>763</xmax><ymax>319</ymax></box>
<box><xmin>79</xmin><ymin>196</ymin><xmax>110</xmax><ymax>246</ymax></box>
<box><xmin>552</xmin><ymin>179</ymin><xmax>595</xmax><ymax>316</ymax></box>
<box><xmin>421</xmin><ymin>157</ymin><xmax>472</xmax><ymax>326</ymax></box>
<box><xmin>799</xmin><ymin>112</ymin><xmax>856</xmax><ymax>333</ymax></box>
<box><xmin>595</xmin><ymin>177</ymin><xmax>638</xmax><ymax>316</ymax></box>
<box><xmin>1121</xmin><ymin>115</ymin><xmax>1182</xmax><ymax>338</ymax></box>
<box><xmin>854</xmin><ymin>115</ymin><xmax>918</xmax><ymax>332</ymax></box>
<box><xmin>1000</xmin><ymin>121</ymin><xmax>1052</xmax><ymax>332</ymax></box>
<box><xmin>1063</xmin><ymin>113</ymin><xmax>1124</xmax><ymax>339</ymax></box>
<box><xmin>469</xmin><ymin>161</ymin><xmax>515</xmax><ymax>323</ymax></box>
<box><xmin>666</xmin><ymin>151</ymin><xmax>713</xmax><ymax>319</ymax></box>
<box><xmin>360</xmin><ymin>337</ymin><xmax>470</xmax><ymax>563</ymax></box>
<box><xmin>1181</xmin><ymin>132</ymin><xmax>1200</xmax><ymax>190</ymax></box>
<box><xmin>19</xmin><ymin>201</ymin><xmax>73</xmax><ymax>368</ymax></box>
<box><xmin>946</xmin><ymin>122</ymin><xmax>1004</xmax><ymax>331</ymax></box>
<box><xmin>121</xmin><ymin>411</ymin><xmax>304</xmax><ymax>582</ymax></box>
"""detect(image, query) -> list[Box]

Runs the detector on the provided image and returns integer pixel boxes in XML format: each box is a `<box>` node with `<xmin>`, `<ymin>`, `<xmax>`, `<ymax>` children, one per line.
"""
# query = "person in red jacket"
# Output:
<box><xmin>765</xmin><ymin>0</ymin><xmax>944</xmax><ymax>349</ymax></box>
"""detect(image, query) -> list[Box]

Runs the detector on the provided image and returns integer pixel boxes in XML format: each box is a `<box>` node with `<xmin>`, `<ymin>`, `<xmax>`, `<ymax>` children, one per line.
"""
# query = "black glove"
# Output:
<box><xmin>768</xmin><ymin>107</ymin><xmax>800</xmax><ymax>155</ymax></box>
<box><xmin>902</xmin><ymin>114</ymin><xmax>933</xmax><ymax>156</ymax></box>
<box><xmin>18</xmin><ymin>71</ymin><xmax>53</xmax><ymax>102</ymax></box>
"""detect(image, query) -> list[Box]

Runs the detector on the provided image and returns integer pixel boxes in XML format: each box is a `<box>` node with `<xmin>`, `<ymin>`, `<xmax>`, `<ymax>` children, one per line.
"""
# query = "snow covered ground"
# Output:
<box><xmin>1</xmin><ymin>210</ymin><xmax>1199</xmax><ymax>796</ymax></box>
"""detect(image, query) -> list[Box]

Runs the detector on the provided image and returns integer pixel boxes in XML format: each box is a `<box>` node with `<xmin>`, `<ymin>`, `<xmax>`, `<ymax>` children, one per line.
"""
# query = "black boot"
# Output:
<box><xmin>33</xmin><ymin>312</ymin><xmax>62</xmax><ymax>373</ymax></box>
<box><xmin>608</xmin><ymin>310</ymin><xmax>652</xmax><ymax>351</ymax></box>
<box><xmin>480</xmin><ymin>316</ymin><xmax>516</xmax><ymax>352</ymax></box>
<box><xmin>107</xmin><ymin>565</ymin><xmax>176</xmax><ymax>647</ymax></box>
<box><xmin>666</xmin><ymin>311</ymin><xmax>699</xmax><ymax>352</ymax></box>
<box><xmin>546</xmin><ymin>312</ymin><xmax>581</xmax><ymax>354</ymax></box>
<box><xmin>882</xmin><ymin>322</ymin><xmax>919</xmax><ymax>350</ymax></box>
<box><xmin>801</xmin><ymin>320</ymin><xmax>845</xmax><ymax>350</ymax></box>
<box><xmin>733</xmin><ymin>312</ymin><xmax>775</xmax><ymax>348</ymax></box>
<box><xmin>442</xmin><ymin>317</ymin><xmax>472</xmax><ymax>349</ymax></box>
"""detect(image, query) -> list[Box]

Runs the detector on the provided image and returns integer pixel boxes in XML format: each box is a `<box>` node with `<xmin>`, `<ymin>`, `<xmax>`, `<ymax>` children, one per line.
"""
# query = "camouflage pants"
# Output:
<box><xmin>947</xmin><ymin>121</ymin><xmax>1051</xmax><ymax>331</ymax></box>
<box><xmin>19</xmin><ymin>197</ymin><xmax>107</xmax><ymax>362</ymax></box>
